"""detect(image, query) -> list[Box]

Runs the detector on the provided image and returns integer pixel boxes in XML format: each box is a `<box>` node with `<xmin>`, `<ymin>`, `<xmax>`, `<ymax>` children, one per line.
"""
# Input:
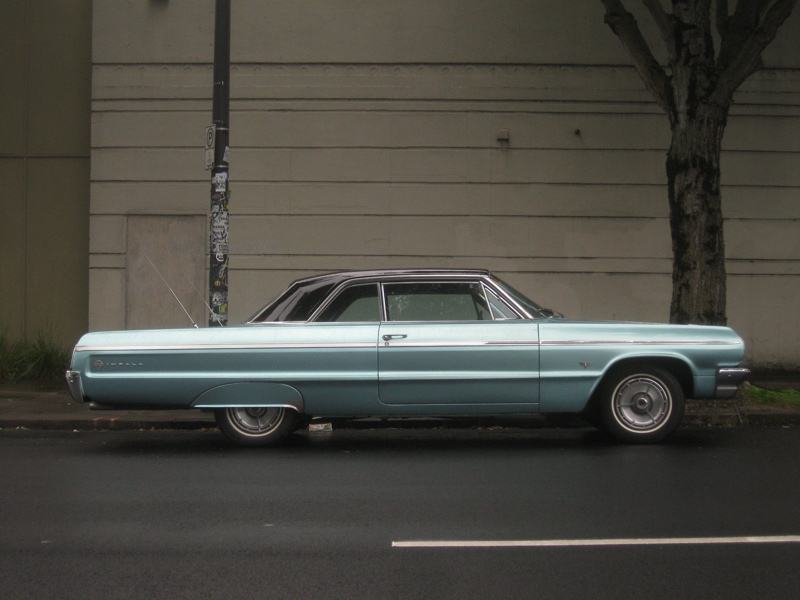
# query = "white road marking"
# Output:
<box><xmin>392</xmin><ymin>535</ymin><xmax>800</xmax><ymax>548</ymax></box>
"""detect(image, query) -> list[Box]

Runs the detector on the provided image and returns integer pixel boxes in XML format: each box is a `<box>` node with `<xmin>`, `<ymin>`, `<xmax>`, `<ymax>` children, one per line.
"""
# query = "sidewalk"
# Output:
<box><xmin>0</xmin><ymin>382</ymin><xmax>216</xmax><ymax>431</ymax></box>
<box><xmin>2</xmin><ymin>379</ymin><xmax>798</xmax><ymax>432</ymax></box>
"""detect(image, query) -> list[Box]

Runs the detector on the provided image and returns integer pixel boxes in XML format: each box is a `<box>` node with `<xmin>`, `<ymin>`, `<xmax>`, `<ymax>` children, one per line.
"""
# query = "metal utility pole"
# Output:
<box><xmin>208</xmin><ymin>0</ymin><xmax>231</xmax><ymax>326</ymax></box>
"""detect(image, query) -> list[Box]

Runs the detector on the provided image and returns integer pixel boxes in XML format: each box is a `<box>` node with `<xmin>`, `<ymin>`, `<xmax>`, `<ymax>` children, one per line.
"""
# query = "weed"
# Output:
<box><xmin>0</xmin><ymin>330</ymin><xmax>71</xmax><ymax>382</ymax></box>
<box><xmin>739</xmin><ymin>383</ymin><xmax>800</xmax><ymax>409</ymax></box>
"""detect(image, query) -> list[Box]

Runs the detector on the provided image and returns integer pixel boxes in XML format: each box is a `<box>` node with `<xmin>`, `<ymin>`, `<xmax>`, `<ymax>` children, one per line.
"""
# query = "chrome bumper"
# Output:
<box><xmin>715</xmin><ymin>367</ymin><xmax>751</xmax><ymax>399</ymax></box>
<box><xmin>65</xmin><ymin>370</ymin><xmax>85</xmax><ymax>403</ymax></box>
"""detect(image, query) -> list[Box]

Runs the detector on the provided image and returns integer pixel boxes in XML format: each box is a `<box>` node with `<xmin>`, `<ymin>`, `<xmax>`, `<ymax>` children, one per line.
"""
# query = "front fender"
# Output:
<box><xmin>191</xmin><ymin>382</ymin><xmax>304</xmax><ymax>413</ymax></box>
<box><xmin>539</xmin><ymin>351</ymin><xmax>697</xmax><ymax>413</ymax></box>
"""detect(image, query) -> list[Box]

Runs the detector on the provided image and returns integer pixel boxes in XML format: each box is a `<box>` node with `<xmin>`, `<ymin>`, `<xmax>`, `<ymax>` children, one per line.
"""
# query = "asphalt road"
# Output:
<box><xmin>1</xmin><ymin>426</ymin><xmax>799</xmax><ymax>600</ymax></box>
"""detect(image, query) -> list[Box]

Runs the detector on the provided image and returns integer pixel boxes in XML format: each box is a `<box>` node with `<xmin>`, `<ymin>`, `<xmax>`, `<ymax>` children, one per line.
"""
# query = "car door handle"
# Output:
<box><xmin>382</xmin><ymin>334</ymin><xmax>408</xmax><ymax>341</ymax></box>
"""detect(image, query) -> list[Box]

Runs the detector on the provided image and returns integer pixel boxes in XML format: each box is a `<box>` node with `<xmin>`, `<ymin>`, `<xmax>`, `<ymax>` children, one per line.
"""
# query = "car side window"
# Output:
<box><xmin>383</xmin><ymin>282</ymin><xmax>492</xmax><ymax>322</ymax></box>
<box><xmin>315</xmin><ymin>284</ymin><xmax>380</xmax><ymax>322</ymax></box>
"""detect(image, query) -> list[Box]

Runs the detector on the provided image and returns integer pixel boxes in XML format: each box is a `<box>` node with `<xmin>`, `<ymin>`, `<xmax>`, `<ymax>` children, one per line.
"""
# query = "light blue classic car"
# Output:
<box><xmin>66</xmin><ymin>269</ymin><xmax>749</xmax><ymax>446</ymax></box>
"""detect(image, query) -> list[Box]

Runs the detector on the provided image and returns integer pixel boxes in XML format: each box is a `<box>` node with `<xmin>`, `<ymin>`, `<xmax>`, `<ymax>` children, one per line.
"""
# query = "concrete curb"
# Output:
<box><xmin>1</xmin><ymin>406</ymin><xmax>798</xmax><ymax>433</ymax></box>
<box><xmin>1</xmin><ymin>384</ymin><xmax>799</xmax><ymax>432</ymax></box>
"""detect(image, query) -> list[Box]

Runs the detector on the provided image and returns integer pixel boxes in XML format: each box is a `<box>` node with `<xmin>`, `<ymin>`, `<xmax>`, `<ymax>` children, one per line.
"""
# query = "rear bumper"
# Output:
<box><xmin>65</xmin><ymin>370</ymin><xmax>86</xmax><ymax>403</ymax></box>
<box><xmin>715</xmin><ymin>367</ymin><xmax>751</xmax><ymax>399</ymax></box>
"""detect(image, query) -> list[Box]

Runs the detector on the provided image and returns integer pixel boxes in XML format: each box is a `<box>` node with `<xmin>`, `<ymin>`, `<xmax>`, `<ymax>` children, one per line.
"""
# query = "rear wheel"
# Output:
<box><xmin>599</xmin><ymin>366</ymin><xmax>684</xmax><ymax>443</ymax></box>
<box><xmin>215</xmin><ymin>406</ymin><xmax>299</xmax><ymax>447</ymax></box>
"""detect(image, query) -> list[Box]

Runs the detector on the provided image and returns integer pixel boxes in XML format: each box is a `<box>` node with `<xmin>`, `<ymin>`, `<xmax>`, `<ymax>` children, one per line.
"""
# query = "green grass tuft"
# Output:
<box><xmin>739</xmin><ymin>384</ymin><xmax>800</xmax><ymax>409</ymax></box>
<box><xmin>0</xmin><ymin>330</ymin><xmax>71</xmax><ymax>381</ymax></box>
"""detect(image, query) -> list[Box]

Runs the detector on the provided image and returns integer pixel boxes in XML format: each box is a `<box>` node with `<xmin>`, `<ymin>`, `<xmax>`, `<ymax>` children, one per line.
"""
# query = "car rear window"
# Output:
<box><xmin>250</xmin><ymin>280</ymin><xmax>338</xmax><ymax>322</ymax></box>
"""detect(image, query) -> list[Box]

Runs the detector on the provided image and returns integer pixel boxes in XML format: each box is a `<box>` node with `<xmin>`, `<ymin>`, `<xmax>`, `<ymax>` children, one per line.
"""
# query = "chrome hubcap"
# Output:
<box><xmin>613</xmin><ymin>376</ymin><xmax>671</xmax><ymax>432</ymax></box>
<box><xmin>228</xmin><ymin>407</ymin><xmax>284</xmax><ymax>436</ymax></box>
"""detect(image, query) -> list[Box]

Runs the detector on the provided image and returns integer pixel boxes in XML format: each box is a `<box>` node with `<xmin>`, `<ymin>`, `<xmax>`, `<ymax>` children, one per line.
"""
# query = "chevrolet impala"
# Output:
<box><xmin>66</xmin><ymin>269</ymin><xmax>750</xmax><ymax>445</ymax></box>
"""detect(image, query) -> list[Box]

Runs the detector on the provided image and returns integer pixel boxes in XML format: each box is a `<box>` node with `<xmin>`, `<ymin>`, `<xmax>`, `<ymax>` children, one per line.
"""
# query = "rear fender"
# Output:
<box><xmin>191</xmin><ymin>382</ymin><xmax>304</xmax><ymax>413</ymax></box>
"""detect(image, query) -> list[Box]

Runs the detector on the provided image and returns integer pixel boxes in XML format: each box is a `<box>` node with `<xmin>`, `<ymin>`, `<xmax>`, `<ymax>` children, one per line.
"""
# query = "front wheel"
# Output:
<box><xmin>215</xmin><ymin>406</ymin><xmax>299</xmax><ymax>447</ymax></box>
<box><xmin>599</xmin><ymin>366</ymin><xmax>685</xmax><ymax>443</ymax></box>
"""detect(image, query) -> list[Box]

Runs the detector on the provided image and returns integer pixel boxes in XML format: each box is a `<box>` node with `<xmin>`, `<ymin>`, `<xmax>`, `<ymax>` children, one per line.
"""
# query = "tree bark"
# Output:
<box><xmin>667</xmin><ymin>103</ymin><xmax>728</xmax><ymax>325</ymax></box>
<box><xmin>666</xmin><ymin>1</ymin><xmax>728</xmax><ymax>325</ymax></box>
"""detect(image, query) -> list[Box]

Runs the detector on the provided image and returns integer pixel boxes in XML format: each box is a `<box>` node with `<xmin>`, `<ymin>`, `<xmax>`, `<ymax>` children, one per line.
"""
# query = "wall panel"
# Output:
<box><xmin>0</xmin><ymin>0</ymin><xmax>91</xmax><ymax>347</ymax></box>
<box><xmin>89</xmin><ymin>0</ymin><xmax>800</xmax><ymax>368</ymax></box>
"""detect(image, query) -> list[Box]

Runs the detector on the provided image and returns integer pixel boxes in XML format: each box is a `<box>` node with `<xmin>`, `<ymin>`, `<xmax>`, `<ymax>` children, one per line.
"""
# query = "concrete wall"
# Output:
<box><xmin>0</xmin><ymin>0</ymin><xmax>91</xmax><ymax>346</ymax></box>
<box><xmin>90</xmin><ymin>0</ymin><xmax>800</xmax><ymax>368</ymax></box>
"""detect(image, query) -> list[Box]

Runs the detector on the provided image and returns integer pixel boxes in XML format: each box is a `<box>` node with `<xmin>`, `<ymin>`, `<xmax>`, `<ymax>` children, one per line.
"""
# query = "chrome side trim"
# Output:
<box><xmin>384</xmin><ymin>341</ymin><xmax>540</xmax><ymax>348</ymax></box>
<box><xmin>387</xmin><ymin>339</ymin><xmax>743</xmax><ymax>348</ymax></box>
<box><xmin>75</xmin><ymin>342</ymin><xmax>376</xmax><ymax>352</ymax></box>
<box><xmin>76</xmin><ymin>338</ymin><xmax>740</xmax><ymax>353</ymax></box>
<box><xmin>540</xmin><ymin>339</ymin><xmax>742</xmax><ymax>346</ymax></box>
<box><xmin>192</xmin><ymin>402</ymin><xmax>301</xmax><ymax>411</ymax></box>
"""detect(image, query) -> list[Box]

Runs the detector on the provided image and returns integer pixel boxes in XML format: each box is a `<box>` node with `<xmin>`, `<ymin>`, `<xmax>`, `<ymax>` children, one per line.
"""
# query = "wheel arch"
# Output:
<box><xmin>190</xmin><ymin>381</ymin><xmax>305</xmax><ymax>414</ymax></box>
<box><xmin>584</xmin><ymin>356</ymin><xmax>694</xmax><ymax>416</ymax></box>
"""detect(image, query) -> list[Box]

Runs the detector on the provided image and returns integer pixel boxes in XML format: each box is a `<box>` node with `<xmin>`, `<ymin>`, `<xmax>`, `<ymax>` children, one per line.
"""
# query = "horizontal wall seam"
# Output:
<box><xmin>91</xmin><ymin>212</ymin><xmax>800</xmax><ymax>224</ymax></box>
<box><xmin>88</xmin><ymin>145</ymin><xmax>800</xmax><ymax>153</ymax></box>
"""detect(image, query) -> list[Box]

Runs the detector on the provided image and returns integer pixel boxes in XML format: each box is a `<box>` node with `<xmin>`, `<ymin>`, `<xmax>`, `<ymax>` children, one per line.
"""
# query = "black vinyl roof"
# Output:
<box><xmin>288</xmin><ymin>268</ymin><xmax>493</xmax><ymax>288</ymax></box>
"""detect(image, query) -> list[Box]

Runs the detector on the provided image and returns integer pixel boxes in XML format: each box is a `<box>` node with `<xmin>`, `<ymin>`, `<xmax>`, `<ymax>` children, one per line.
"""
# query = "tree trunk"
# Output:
<box><xmin>601</xmin><ymin>0</ymin><xmax>798</xmax><ymax>326</ymax></box>
<box><xmin>666</xmin><ymin>103</ymin><xmax>729</xmax><ymax>325</ymax></box>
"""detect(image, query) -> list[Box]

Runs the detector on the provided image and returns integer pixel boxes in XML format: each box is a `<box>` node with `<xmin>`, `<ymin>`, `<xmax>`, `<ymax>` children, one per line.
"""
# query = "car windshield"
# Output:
<box><xmin>492</xmin><ymin>277</ymin><xmax>551</xmax><ymax>319</ymax></box>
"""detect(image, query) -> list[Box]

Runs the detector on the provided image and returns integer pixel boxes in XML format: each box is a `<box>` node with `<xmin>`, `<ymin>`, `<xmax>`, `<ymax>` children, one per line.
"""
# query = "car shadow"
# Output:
<box><xmin>73</xmin><ymin>424</ymin><xmax>703</xmax><ymax>457</ymax></box>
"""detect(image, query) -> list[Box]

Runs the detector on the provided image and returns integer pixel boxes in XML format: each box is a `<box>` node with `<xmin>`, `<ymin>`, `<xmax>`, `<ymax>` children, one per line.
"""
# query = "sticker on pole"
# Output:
<box><xmin>213</xmin><ymin>171</ymin><xmax>228</xmax><ymax>193</ymax></box>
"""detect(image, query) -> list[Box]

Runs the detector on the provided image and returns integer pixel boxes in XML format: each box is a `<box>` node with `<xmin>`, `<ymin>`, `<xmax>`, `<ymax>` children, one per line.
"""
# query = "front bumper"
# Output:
<box><xmin>65</xmin><ymin>370</ymin><xmax>86</xmax><ymax>403</ymax></box>
<box><xmin>715</xmin><ymin>367</ymin><xmax>751</xmax><ymax>399</ymax></box>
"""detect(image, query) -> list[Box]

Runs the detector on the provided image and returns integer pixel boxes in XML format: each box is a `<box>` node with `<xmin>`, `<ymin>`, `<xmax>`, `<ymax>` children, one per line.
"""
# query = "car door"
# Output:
<box><xmin>301</xmin><ymin>282</ymin><xmax>382</xmax><ymax>415</ymax></box>
<box><xmin>377</xmin><ymin>280</ymin><xmax>540</xmax><ymax>408</ymax></box>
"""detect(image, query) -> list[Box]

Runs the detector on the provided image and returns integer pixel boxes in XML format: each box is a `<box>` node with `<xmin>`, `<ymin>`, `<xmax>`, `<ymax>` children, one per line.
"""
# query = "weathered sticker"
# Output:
<box><xmin>213</xmin><ymin>171</ymin><xmax>228</xmax><ymax>192</ymax></box>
